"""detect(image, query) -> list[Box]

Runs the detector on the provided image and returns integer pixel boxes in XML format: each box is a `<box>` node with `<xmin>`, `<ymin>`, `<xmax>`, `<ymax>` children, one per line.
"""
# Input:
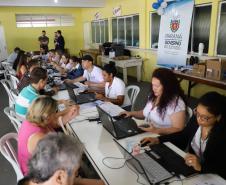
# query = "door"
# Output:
<box><xmin>0</xmin><ymin>24</ymin><xmax>8</xmax><ymax>62</ymax></box>
<box><xmin>83</xmin><ymin>22</ymin><xmax>91</xmax><ymax>49</ymax></box>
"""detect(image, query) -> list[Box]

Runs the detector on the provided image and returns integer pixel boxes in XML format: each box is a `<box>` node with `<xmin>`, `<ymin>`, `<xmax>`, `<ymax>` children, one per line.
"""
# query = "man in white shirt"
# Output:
<box><xmin>65</xmin><ymin>55</ymin><xmax>105</xmax><ymax>88</ymax></box>
<box><xmin>7</xmin><ymin>47</ymin><xmax>20</xmax><ymax>64</ymax></box>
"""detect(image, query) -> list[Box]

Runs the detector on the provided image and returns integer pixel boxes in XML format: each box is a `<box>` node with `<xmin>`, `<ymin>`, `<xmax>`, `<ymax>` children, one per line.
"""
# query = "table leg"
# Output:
<box><xmin>137</xmin><ymin>65</ymin><xmax>141</xmax><ymax>82</ymax></box>
<box><xmin>123</xmin><ymin>67</ymin><xmax>128</xmax><ymax>84</ymax></box>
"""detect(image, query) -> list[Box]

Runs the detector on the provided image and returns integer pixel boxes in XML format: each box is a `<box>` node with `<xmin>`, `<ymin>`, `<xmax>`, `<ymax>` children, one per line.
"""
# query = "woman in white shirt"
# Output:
<box><xmin>122</xmin><ymin>68</ymin><xmax>187</xmax><ymax>135</ymax></box>
<box><xmin>95</xmin><ymin>62</ymin><xmax>125</xmax><ymax>106</ymax></box>
<box><xmin>55</xmin><ymin>53</ymin><xmax>72</xmax><ymax>74</ymax></box>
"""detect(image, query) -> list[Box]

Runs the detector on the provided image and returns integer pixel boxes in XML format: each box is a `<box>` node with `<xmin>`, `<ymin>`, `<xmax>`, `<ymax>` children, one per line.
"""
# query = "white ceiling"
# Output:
<box><xmin>0</xmin><ymin>0</ymin><xmax>105</xmax><ymax>7</ymax></box>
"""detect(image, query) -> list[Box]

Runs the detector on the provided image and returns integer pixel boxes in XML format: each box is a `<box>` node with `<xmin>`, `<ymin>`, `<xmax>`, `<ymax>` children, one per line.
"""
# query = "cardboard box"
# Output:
<box><xmin>191</xmin><ymin>63</ymin><xmax>206</xmax><ymax>77</ymax></box>
<box><xmin>206</xmin><ymin>59</ymin><xmax>226</xmax><ymax>80</ymax></box>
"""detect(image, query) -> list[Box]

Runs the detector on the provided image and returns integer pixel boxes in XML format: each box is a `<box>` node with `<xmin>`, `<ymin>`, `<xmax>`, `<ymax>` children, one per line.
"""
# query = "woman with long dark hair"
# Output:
<box><xmin>122</xmin><ymin>68</ymin><xmax>187</xmax><ymax>135</ymax></box>
<box><xmin>140</xmin><ymin>92</ymin><xmax>226</xmax><ymax>179</ymax></box>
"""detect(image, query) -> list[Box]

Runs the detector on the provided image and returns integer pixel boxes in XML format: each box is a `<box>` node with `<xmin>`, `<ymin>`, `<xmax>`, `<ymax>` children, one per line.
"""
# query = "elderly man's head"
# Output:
<box><xmin>27</xmin><ymin>133</ymin><xmax>83</xmax><ymax>185</ymax></box>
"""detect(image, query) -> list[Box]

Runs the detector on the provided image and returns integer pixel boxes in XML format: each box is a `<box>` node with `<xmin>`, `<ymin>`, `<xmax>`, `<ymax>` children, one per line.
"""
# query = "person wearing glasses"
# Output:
<box><xmin>121</xmin><ymin>68</ymin><xmax>187</xmax><ymax>135</ymax></box>
<box><xmin>140</xmin><ymin>92</ymin><xmax>226</xmax><ymax>179</ymax></box>
<box><xmin>95</xmin><ymin>62</ymin><xmax>126</xmax><ymax>106</ymax></box>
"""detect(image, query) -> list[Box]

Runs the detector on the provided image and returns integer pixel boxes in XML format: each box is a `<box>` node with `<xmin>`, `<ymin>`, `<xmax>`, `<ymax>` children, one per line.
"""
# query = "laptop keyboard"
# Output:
<box><xmin>136</xmin><ymin>153</ymin><xmax>172</xmax><ymax>184</ymax></box>
<box><xmin>149</xmin><ymin>144</ymin><xmax>197</xmax><ymax>177</ymax></box>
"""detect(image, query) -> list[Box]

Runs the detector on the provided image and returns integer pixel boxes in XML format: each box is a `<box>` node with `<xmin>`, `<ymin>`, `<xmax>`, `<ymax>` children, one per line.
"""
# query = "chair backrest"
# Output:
<box><xmin>1</xmin><ymin>79</ymin><xmax>16</xmax><ymax>107</ymax></box>
<box><xmin>125</xmin><ymin>85</ymin><xmax>140</xmax><ymax>111</ymax></box>
<box><xmin>9</xmin><ymin>75</ymin><xmax>19</xmax><ymax>89</ymax></box>
<box><xmin>0</xmin><ymin>133</ymin><xmax>24</xmax><ymax>182</ymax></box>
<box><xmin>4</xmin><ymin>107</ymin><xmax>22</xmax><ymax>132</ymax></box>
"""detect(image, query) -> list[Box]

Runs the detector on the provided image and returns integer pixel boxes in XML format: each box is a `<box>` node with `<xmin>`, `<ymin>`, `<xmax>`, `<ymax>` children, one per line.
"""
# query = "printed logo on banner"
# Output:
<box><xmin>170</xmin><ymin>19</ymin><xmax>180</xmax><ymax>33</ymax></box>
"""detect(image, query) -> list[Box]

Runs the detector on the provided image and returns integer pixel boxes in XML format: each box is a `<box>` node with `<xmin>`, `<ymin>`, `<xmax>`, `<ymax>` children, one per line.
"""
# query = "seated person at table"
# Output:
<box><xmin>95</xmin><ymin>62</ymin><xmax>125</xmax><ymax>106</ymax></box>
<box><xmin>7</xmin><ymin>47</ymin><xmax>20</xmax><ymax>65</ymax></box>
<box><xmin>54</xmin><ymin>53</ymin><xmax>72</xmax><ymax>74</ymax></box>
<box><xmin>17</xmin><ymin>59</ymin><xmax>40</xmax><ymax>92</ymax></box>
<box><xmin>16</xmin><ymin>53</ymin><xmax>29</xmax><ymax>79</ymax></box>
<box><xmin>65</xmin><ymin>56</ymin><xmax>84</xmax><ymax>79</ymax></box>
<box><xmin>140</xmin><ymin>92</ymin><xmax>226</xmax><ymax>179</ymax></box>
<box><xmin>18</xmin><ymin>133</ymin><xmax>105</xmax><ymax>185</ymax></box>
<box><xmin>15</xmin><ymin>67</ymin><xmax>48</xmax><ymax>118</ymax></box>
<box><xmin>47</xmin><ymin>49</ymin><xmax>56</xmax><ymax>63</ymax></box>
<box><xmin>51</xmin><ymin>50</ymin><xmax>62</xmax><ymax>64</ymax></box>
<box><xmin>121</xmin><ymin>68</ymin><xmax>186</xmax><ymax>135</ymax></box>
<box><xmin>18</xmin><ymin>96</ymin><xmax>79</xmax><ymax>175</ymax></box>
<box><xmin>65</xmin><ymin>55</ymin><xmax>104</xmax><ymax>88</ymax></box>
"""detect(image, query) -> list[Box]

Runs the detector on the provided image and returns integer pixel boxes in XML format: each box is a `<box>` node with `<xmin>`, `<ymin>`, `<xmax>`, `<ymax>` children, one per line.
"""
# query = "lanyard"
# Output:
<box><xmin>199</xmin><ymin>132</ymin><xmax>208</xmax><ymax>163</ymax></box>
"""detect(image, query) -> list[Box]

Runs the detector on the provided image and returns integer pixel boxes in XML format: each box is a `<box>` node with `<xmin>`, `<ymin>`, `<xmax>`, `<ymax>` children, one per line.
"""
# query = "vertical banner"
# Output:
<box><xmin>157</xmin><ymin>0</ymin><xmax>194</xmax><ymax>67</ymax></box>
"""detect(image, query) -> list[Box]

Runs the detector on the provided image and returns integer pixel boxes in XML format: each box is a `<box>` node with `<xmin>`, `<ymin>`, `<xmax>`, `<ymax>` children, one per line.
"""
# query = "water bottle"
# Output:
<box><xmin>198</xmin><ymin>43</ymin><xmax>204</xmax><ymax>56</ymax></box>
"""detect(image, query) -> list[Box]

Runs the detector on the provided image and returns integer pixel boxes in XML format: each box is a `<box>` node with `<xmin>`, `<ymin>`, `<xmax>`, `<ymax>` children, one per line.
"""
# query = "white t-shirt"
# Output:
<box><xmin>143</xmin><ymin>97</ymin><xmax>185</xmax><ymax>128</ymax></box>
<box><xmin>105</xmin><ymin>77</ymin><xmax>125</xmax><ymax>99</ymax></box>
<box><xmin>83</xmin><ymin>66</ymin><xmax>104</xmax><ymax>83</ymax></box>
<box><xmin>191</xmin><ymin>127</ymin><xmax>207</xmax><ymax>159</ymax></box>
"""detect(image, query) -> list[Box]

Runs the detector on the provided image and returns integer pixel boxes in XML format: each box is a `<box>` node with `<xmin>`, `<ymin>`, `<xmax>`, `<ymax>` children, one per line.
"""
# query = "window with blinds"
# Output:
<box><xmin>111</xmin><ymin>14</ymin><xmax>139</xmax><ymax>47</ymax></box>
<box><xmin>91</xmin><ymin>19</ymin><xmax>109</xmax><ymax>44</ymax></box>
<box><xmin>217</xmin><ymin>2</ymin><xmax>226</xmax><ymax>56</ymax></box>
<box><xmin>16</xmin><ymin>14</ymin><xmax>74</xmax><ymax>28</ymax></box>
<box><xmin>150</xmin><ymin>4</ymin><xmax>211</xmax><ymax>54</ymax></box>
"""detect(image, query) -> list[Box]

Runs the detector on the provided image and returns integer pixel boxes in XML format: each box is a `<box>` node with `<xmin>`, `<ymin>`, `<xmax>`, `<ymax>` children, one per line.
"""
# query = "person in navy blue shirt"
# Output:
<box><xmin>65</xmin><ymin>56</ymin><xmax>84</xmax><ymax>79</ymax></box>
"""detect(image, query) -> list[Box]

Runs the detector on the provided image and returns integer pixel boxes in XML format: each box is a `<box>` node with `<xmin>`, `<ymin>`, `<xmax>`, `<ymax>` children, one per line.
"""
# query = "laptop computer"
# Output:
<box><xmin>66</xmin><ymin>83</ymin><xmax>96</xmax><ymax>104</ymax></box>
<box><xmin>59</xmin><ymin>82</ymin><xmax>78</xmax><ymax>91</ymax></box>
<box><xmin>96</xmin><ymin>105</ymin><xmax>144</xmax><ymax>139</ymax></box>
<box><xmin>114</xmin><ymin>139</ymin><xmax>197</xmax><ymax>184</ymax></box>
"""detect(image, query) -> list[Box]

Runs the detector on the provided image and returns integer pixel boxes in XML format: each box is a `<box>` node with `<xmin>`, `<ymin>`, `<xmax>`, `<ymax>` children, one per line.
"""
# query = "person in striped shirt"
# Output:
<box><xmin>15</xmin><ymin>67</ymin><xmax>48</xmax><ymax>118</ymax></box>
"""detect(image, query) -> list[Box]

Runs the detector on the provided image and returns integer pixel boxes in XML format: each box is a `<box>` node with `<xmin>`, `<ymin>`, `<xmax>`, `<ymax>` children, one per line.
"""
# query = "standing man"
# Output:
<box><xmin>38</xmin><ymin>30</ymin><xmax>49</xmax><ymax>53</ymax></box>
<box><xmin>55</xmin><ymin>30</ymin><xmax>65</xmax><ymax>51</ymax></box>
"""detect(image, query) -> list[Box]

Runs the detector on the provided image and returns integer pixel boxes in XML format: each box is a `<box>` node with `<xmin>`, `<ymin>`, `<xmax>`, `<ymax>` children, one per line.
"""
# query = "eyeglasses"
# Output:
<box><xmin>193</xmin><ymin>108</ymin><xmax>215</xmax><ymax>122</ymax></box>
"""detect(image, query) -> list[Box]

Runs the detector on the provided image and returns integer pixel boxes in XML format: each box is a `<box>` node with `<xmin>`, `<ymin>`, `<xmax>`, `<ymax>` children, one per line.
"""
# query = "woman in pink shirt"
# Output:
<box><xmin>18</xmin><ymin>95</ymin><xmax>79</xmax><ymax>175</ymax></box>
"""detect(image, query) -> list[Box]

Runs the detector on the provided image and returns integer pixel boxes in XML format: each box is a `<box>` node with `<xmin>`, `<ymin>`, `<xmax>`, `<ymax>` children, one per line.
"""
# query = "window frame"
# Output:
<box><xmin>215</xmin><ymin>1</ymin><xmax>226</xmax><ymax>57</ymax></box>
<box><xmin>15</xmin><ymin>14</ymin><xmax>74</xmax><ymax>28</ymax></box>
<box><xmin>111</xmin><ymin>14</ymin><xmax>139</xmax><ymax>48</ymax></box>
<box><xmin>91</xmin><ymin>19</ymin><xmax>109</xmax><ymax>44</ymax></box>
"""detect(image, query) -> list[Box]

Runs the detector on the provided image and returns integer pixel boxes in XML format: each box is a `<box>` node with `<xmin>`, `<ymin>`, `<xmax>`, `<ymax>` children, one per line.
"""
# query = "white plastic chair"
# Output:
<box><xmin>1</xmin><ymin>79</ymin><xmax>16</xmax><ymax>107</ymax></box>
<box><xmin>4</xmin><ymin>107</ymin><xmax>22</xmax><ymax>132</ymax></box>
<box><xmin>125</xmin><ymin>85</ymin><xmax>140</xmax><ymax>111</ymax></box>
<box><xmin>0</xmin><ymin>133</ymin><xmax>24</xmax><ymax>182</ymax></box>
<box><xmin>9</xmin><ymin>75</ymin><xmax>19</xmax><ymax>89</ymax></box>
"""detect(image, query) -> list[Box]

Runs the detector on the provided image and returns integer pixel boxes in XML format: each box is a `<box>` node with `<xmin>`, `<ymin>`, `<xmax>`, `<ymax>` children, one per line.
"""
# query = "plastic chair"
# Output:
<box><xmin>9</xmin><ymin>75</ymin><xmax>19</xmax><ymax>89</ymax></box>
<box><xmin>125</xmin><ymin>85</ymin><xmax>140</xmax><ymax>111</ymax></box>
<box><xmin>4</xmin><ymin>107</ymin><xmax>22</xmax><ymax>132</ymax></box>
<box><xmin>0</xmin><ymin>133</ymin><xmax>24</xmax><ymax>182</ymax></box>
<box><xmin>1</xmin><ymin>79</ymin><xmax>16</xmax><ymax>107</ymax></box>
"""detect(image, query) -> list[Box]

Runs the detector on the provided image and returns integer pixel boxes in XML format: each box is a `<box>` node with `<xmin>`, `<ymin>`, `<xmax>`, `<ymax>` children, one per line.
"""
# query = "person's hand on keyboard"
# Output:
<box><xmin>119</xmin><ymin>111</ymin><xmax>131</xmax><ymax>118</ymax></box>
<box><xmin>139</xmin><ymin>123</ymin><xmax>159</xmax><ymax>134</ymax></box>
<box><xmin>95</xmin><ymin>92</ymin><xmax>105</xmax><ymax>100</ymax></box>
<box><xmin>140</xmin><ymin>137</ymin><xmax>159</xmax><ymax>147</ymax></box>
<box><xmin>64</xmin><ymin>79</ymin><xmax>73</xmax><ymax>84</ymax></box>
<box><xmin>184</xmin><ymin>153</ymin><xmax>201</xmax><ymax>171</ymax></box>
